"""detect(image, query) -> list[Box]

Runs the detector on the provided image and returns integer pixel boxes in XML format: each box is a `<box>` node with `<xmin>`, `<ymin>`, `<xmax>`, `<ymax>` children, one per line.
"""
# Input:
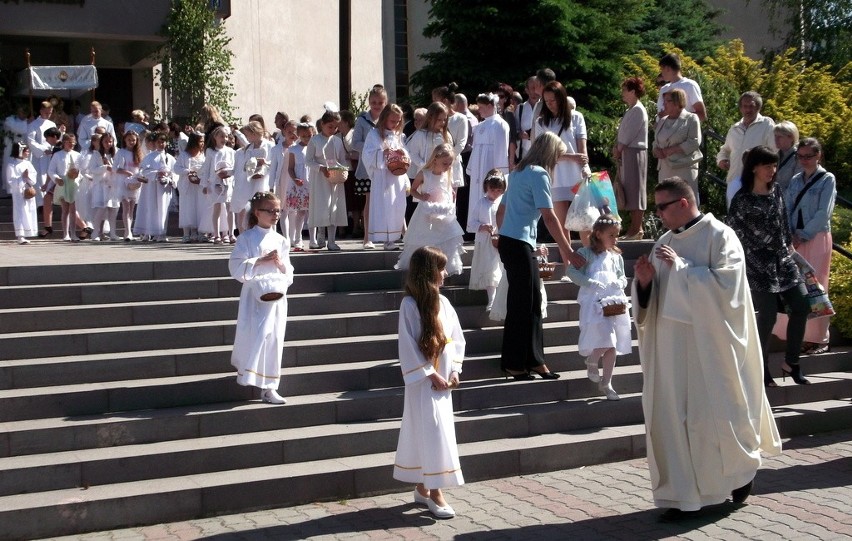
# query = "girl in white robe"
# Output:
<box><xmin>200</xmin><ymin>126</ymin><xmax>236</xmax><ymax>244</ymax></box>
<box><xmin>564</xmin><ymin>215</ymin><xmax>632</xmax><ymax>401</ymax></box>
<box><xmin>394</xmin><ymin>246</ymin><xmax>465</xmax><ymax>519</ymax></box>
<box><xmin>396</xmin><ymin>144</ymin><xmax>465</xmax><ymax>275</ymax></box>
<box><xmin>86</xmin><ymin>134</ymin><xmax>121</xmax><ymax>241</ymax></box>
<box><xmin>232</xmin><ymin>121</ymin><xmax>271</xmax><ymax>232</ymax></box>
<box><xmin>229</xmin><ymin>192</ymin><xmax>293</xmax><ymax>404</ymax></box>
<box><xmin>115</xmin><ymin>131</ymin><xmax>145</xmax><ymax>241</ymax></box>
<box><xmin>465</xmin><ymin>93</ymin><xmax>509</xmax><ymax>232</ymax></box>
<box><xmin>5</xmin><ymin>142</ymin><xmax>38</xmax><ymax>243</ymax></box>
<box><xmin>135</xmin><ymin>133</ymin><xmax>177</xmax><ymax>241</ymax></box>
<box><xmin>468</xmin><ymin>170</ymin><xmax>506</xmax><ymax>311</ymax></box>
<box><xmin>306</xmin><ymin>111</ymin><xmax>348</xmax><ymax>251</ymax></box>
<box><xmin>404</xmin><ymin>102</ymin><xmax>451</xmax><ymax>180</ymax></box>
<box><xmin>363</xmin><ymin>104</ymin><xmax>409</xmax><ymax>249</ymax></box>
<box><xmin>174</xmin><ymin>132</ymin><xmax>206</xmax><ymax>242</ymax></box>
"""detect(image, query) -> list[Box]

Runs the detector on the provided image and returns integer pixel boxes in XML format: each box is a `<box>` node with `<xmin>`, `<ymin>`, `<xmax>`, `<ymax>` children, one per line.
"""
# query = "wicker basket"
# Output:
<box><xmin>23</xmin><ymin>185</ymin><xmax>37</xmax><ymax>199</ymax></box>
<box><xmin>327</xmin><ymin>167</ymin><xmax>349</xmax><ymax>185</ymax></box>
<box><xmin>602</xmin><ymin>303</ymin><xmax>627</xmax><ymax>317</ymax></box>
<box><xmin>539</xmin><ymin>262</ymin><xmax>557</xmax><ymax>280</ymax></box>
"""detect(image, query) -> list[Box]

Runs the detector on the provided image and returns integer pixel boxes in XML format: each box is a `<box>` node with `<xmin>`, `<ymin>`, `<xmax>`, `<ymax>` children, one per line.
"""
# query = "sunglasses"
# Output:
<box><xmin>656</xmin><ymin>198</ymin><xmax>683</xmax><ymax>212</ymax></box>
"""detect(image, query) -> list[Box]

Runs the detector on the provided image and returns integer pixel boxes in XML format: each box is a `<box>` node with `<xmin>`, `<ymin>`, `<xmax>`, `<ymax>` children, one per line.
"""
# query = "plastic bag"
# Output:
<box><xmin>564</xmin><ymin>171</ymin><xmax>618</xmax><ymax>231</ymax></box>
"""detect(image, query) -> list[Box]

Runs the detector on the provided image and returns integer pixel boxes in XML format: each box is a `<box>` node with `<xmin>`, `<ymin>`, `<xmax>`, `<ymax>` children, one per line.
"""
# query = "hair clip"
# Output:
<box><xmin>596</xmin><ymin>217</ymin><xmax>621</xmax><ymax>226</ymax></box>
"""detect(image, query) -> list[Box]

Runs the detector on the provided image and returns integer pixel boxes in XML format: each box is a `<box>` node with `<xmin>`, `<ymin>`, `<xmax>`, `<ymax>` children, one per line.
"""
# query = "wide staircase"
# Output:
<box><xmin>1</xmin><ymin>206</ymin><xmax>850</xmax><ymax>539</ymax></box>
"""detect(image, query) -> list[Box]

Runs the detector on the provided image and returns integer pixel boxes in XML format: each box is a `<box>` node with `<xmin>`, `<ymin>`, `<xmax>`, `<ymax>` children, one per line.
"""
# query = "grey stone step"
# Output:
<box><xmin>0</xmin><ymin>425</ymin><xmax>649</xmax><ymax>540</ymax></box>
<box><xmin>2</xmin><ymin>392</ymin><xmax>848</xmax><ymax>541</ymax></box>
<box><xmin>0</xmin><ymin>391</ymin><xmax>648</xmax><ymax>497</ymax></box>
<box><xmin>0</xmin><ymin>357</ymin><xmax>648</xmax><ymax>423</ymax></box>
<box><xmin>0</xmin><ymin>305</ymin><xmax>587</xmax><ymax>361</ymax></box>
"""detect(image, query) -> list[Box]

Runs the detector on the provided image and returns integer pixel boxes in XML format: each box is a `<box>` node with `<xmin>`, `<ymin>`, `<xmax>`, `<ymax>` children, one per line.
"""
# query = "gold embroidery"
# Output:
<box><xmin>402</xmin><ymin>363</ymin><xmax>431</xmax><ymax>376</ymax></box>
<box><xmin>240</xmin><ymin>368</ymin><xmax>280</xmax><ymax>380</ymax></box>
<box><xmin>394</xmin><ymin>463</ymin><xmax>461</xmax><ymax>476</ymax></box>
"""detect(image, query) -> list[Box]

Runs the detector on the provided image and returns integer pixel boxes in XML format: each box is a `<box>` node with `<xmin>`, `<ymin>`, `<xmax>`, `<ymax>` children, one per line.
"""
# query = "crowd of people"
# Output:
<box><xmin>3</xmin><ymin>53</ymin><xmax>839</xmax><ymax>522</ymax></box>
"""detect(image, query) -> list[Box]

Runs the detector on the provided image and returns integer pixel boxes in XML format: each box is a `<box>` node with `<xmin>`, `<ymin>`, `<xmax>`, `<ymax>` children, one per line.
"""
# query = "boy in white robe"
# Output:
<box><xmin>632</xmin><ymin>177</ymin><xmax>781</xmax><ymax>521</ymax></box>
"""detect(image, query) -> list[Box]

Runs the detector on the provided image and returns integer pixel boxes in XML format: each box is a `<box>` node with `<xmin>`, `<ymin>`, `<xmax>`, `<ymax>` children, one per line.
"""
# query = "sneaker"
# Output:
<box><xmin>363</xmin><ymin>241</ymin><xmax>376</xmax><ymax>250</ymax></box>
<box><xmin>600</xmin><ymin>383</ymin><xmax>620</xmax><ymax>401</ymax></box>
<box><xmin>384</xmin><ymin>241</ymin><xmax>398</xmax><ymax>251</ymax></box>
<box><xmin>308</xmin><ymin>242</ymin><xmax>322</xmax><ymax>250</ymax></box>
<box><xmin>585</xmin><ymin>357</ymin><xmax>601</xmax><ymax>383</ymax></box>
<box><xmin>182</xmin><ymin>235</ymin><xmax>191</xmax><ymax>244</ymax></box>
<box><xmin>327</xmin><ymin>241</ymin><xmax>341</xmax><ymax>252</ymax></box>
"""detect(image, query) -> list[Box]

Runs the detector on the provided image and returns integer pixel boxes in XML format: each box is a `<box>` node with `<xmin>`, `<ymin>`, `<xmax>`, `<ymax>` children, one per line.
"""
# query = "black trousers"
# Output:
<box><xmin>752</xmin><ymin>282</ymin><xmax>809</xmax><ymax>368</ymax></box>
<box><xmin>498</xmin><ymin>235</ymin><xmax>546</xmax><ymax>371</ymax></box>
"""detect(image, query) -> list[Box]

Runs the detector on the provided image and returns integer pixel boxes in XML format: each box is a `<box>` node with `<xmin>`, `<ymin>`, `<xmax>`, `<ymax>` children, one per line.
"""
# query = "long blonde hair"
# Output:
<box><xmin>404</xmin><ymin>246</ymin><xmax>448</xmax><ymax>364</ymax></box>
<box><xmin>423</xmin><ymin>143</ymin><xmax>454</xmax><ymax>173</ymax></box>
<box><xmin>377</xmin><ymin>104</ymin><xmax>404</xmax><ymax>139</ymax></box>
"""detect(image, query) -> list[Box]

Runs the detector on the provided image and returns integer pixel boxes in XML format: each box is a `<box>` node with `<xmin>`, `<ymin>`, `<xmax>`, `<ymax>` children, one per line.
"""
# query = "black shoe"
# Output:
<box><xmin>504</xmin><ymin>370</ymin><xmax>535</xmax><ymax>381</ymax></box>
<box><xmin>658</xmin><ymin>508</ymin><xmax>702</xmax><ymax>522</ymax></box>
<box><xmin>781</xmin><ymin>363</ymin><xmax>811</xmax><ymax>385</ymax></box>
<box><xmin>531</xmin><ymin>369</ymin><xmax>560</xmax><ymax>380</ymax></box>
<box><xmin>731</xmin><ymin>479</ymin><xmax>753</xmax><ymax>504</ymax></box>
<box><xmin>38</xmin><ymin>226</ymin><xmax>53</xmax><ymax>238</ymax></box>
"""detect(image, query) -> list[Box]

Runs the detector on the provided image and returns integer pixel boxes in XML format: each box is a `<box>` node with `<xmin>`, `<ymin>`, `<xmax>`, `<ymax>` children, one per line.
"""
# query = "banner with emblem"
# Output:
<box><xmin>17</xmin><ymin>65</ymin><xmax>98</xmax><ymax>97</ymax></box>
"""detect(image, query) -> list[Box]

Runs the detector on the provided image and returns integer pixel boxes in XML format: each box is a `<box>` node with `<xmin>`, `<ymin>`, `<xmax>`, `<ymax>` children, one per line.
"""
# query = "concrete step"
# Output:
<box><xmin>0</xmin><ymin>357</ymin><xmax>649</xmax><ymax>423</ymax></box>
<box><xmin>0</xmin><ymin>303</ymin><xmax>590</xmax><ymax>362</ymax></box>
<box><xmin>2</xmin><ymin>393</ymin><xmax>850</xmax><ymax>540</ymax></box>
<box><xmin>0</xmin><ymin>391</ymin><xmax>649</xmax><ymax>497</ymax></box>
<box><xmin>0</xmin><ymin>424</ymin><xmax>649</xmax><ymax>540</ymax></box>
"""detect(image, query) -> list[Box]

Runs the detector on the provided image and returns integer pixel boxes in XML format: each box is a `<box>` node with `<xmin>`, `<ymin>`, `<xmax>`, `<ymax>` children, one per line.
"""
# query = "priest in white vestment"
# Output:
<box><xmin>632</xmin><ymin>177</ymin><xmax>781</xmax><ymax>520</ymax></box>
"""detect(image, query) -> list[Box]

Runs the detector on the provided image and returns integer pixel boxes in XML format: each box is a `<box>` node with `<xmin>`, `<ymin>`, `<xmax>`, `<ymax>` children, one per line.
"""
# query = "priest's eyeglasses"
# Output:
<box><xmin>655</xmin><ymin>198</ymin><xmax>683</xmax><ymax>212</ymax></box>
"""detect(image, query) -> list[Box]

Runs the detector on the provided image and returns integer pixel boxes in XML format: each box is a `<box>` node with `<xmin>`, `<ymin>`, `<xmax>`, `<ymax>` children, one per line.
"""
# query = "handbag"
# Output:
<box><xmin>251</xmin><ymin>272</ymin><xmax>291</xmax><ymax>302</ymax></box>
<box><xmin>790</xmin><ymin>251</ymin><xmax>835</xmax><ymax>319</ymax></box>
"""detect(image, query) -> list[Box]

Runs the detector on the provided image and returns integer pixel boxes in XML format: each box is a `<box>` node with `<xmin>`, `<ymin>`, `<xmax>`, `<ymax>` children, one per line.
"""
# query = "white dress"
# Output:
<box><xmin>468</xmin><ymin>194</ymin><xmax>502</xmax><ymax>290</ymax></box>
<box><xmin>465</xmin><ymin>114</ymin><xmax>509</xmax><ymax>231</ymax></box>
<box><xmin>47</xmin><ymin>149</ymin><xmax>82</xmax><ymax>204</ymax></box>
<box><xmin>285</xmin><ymin>144</ymin><xmax>310</xmax><ymax>211</ymax></box>
<box><xmin>232</xmin><ymin>142</ymin><xmax>271</xmax><ymax>213</ymax></box>
<box><xmin>5</xmin><ymin>158</ymin><xmax>38</xmax><ymax>237</ymax></box>
<box><xmin>537</xmin><ymin>112</ymin><xmax>587</xmax><ymax>201</ymax></box>
<box><xmin>404</xmin><ymin>129</ymin><xmax>446</xmax><ymax>178</ymax></box>
<box><xmin>134</xmin><ymin>150</ymin><xmax>177</xmax><ymax>236</ymax></box>
<box><xmin>396</xmin><ymin>170</ymin><xmax>465</xmax><ymax>275</ymax></box>
<box><xmin>229</xmin><ymin>226</ymin><xmax>294</xmax><ymax>389</ymax></box>
<box><xmin>306</xmin><ymin>134</ymin><xmax>348</xmax><ymax>227</ymax></box>
<box><xmin>174</xmin><ymin>151</ymin><xmax>206</xmax><ymax>229</ymax></box>
<box><xmin>85</xmin><ymin>151</ymin><xmax>120</xmax><ymax>209</ymax></box>
<box><xmin>114</xmin><ymin>148</ymin><xmax>142</xmax><ymax>203</ymax></box>
<box><xmin>363</xmin><ymin>128</ymin><xmax>408</xmax><ymax>243</ymax></box>
<box><xmin>393</xmin><ymin>295</ymin><xmax>465</xmax><ymax>490</ymax></box>
<box><xmin>566</xmin><ymin>248</ymin><xmax>632</xmax><ymax>356</ymax></box>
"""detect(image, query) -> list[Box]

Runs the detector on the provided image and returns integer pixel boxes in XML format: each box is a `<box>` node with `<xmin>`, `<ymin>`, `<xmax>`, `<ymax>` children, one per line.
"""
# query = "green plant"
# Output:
<box><xmin>348</xmin><ymin>90</ymin><xmax>369</xmax><ymax>115</ymax></box>
<box><xmin>158</xmin><ymin>0</ymin><xmax>236</xmax><ymax>124</ymax></box>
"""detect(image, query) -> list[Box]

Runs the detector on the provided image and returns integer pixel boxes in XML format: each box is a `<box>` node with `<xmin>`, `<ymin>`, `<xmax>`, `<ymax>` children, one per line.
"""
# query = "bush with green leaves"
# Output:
<box><xmin>158</xmin><ymin>0</ymin><xmax>236</xmax><ymax>124</ymax></box>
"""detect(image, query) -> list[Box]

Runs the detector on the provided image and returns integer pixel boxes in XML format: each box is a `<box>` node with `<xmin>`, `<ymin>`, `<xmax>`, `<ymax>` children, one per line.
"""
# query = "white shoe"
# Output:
<box><xmin>426</xmin><ymin>498</ymin><xmax>455</xmax><ymax>519</ymax></box>
<box><xmin>585</xmin><ymin>357</ymin><xmax>601</xmax><ymax>383</ymax></box>
<box><xmin>261</xmin><ymin>389</ymin><xmax>287</xmax><ymax>404</ymax></box>
<box><xmin>363</xmin><ymin>241</ymin><xmax>375</xmax><ymax>250</ymax></box>
<box><xmin>413</xmin><ymin>489</ymin><xmax>430</xmax><ymax>506</ymax></box>
<box><xmin>384</xmin><ymin>241</ymin><xmax>398</xmax><ymax>251</ymax></box>
<box><xmin>17</xmin><ymin>237</ymin><xmax>29</xmax><ymax>245</ymax></box>
<box><xmin>560</xmin><ymin>275</ymin><xmax>572</xmax><ymax>282</ymax></box>
<box><xmin>327</xmin><ymin>241</ymin><xmax>341</xmax><ymax>251</ymax></box>
<box><xmin>600</xmin><ymin>383</ymin><xmax>620</xmax><ymax>401</ymax></box>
